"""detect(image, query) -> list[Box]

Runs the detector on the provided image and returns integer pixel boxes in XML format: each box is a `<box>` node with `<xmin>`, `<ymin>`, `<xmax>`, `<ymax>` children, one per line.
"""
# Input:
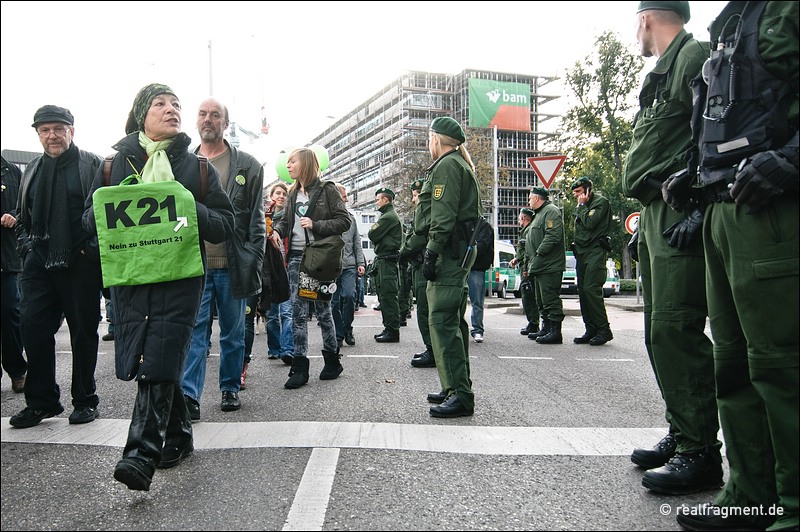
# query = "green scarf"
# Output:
<box><xmin>138</xmin><ymin>131</ymin><xmax>175</xmax><ymax>182</ymax></box>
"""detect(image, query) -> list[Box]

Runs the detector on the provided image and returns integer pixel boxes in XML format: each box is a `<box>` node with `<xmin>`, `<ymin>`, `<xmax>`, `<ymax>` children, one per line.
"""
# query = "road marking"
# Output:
<box><xmin>574</xmin><ymin>358</ymin><xmax>634</xmax><ymax>362</ymax></box>
<box><xmin>2</xmin><ymin>418</ymin><xmax>667</xmax><ymax>456</ymax></box>
<box><xmin>499</xmin><ymin>356</ymin><xmax>554</xmax><ymax>360</ymax></box>
<box><xmin>283</xmin><ymin>448</ymin><xmax>339</xmax><ymax>531</ymax></box>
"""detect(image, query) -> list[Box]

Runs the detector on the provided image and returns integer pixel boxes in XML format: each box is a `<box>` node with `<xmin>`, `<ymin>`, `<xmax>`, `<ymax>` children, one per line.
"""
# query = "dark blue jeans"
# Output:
<box><xmin>331</xmin><ymin>266</ymin><xmax>357</xmax><ymax>341</ymax></box>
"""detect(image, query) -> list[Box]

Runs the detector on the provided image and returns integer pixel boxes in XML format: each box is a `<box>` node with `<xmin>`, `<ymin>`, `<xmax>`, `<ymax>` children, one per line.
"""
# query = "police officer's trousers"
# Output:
<box><xmin>639</xmin><ymin>200</ymin><xmax>719</xmax><ymax>453</ymax></box>
<box><xmin>427</xmin><ymin>252</ymin><xmax>473</xmax><ymax>410</ymax></box>
<box><xmin>704</xmin><ymin>198</ymin><xmax>798</xmax><ymax>530</ymax></box>
<box><xmin>412</xmin><ymin>264</ymin><xmax>431</xmax><ymax>347</ymax></box>
<box><xmin>576</xmin><ymin>246</ymin><xmax>609</xmax><ymax>332</ymax></box>
<box><xmin>534</xmin><ymin>271</ymin><xmax>563</xmax><ymax>323</ymax></box>
<box><xmin>375</xmin><ymin>258</ymin><xmax>400</xmax><ymax>334</ymax></box>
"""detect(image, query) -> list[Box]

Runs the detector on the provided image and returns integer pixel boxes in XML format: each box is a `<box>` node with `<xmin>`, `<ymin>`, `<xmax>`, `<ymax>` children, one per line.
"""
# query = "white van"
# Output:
<box><xmin>484</xmin><ymin>241</ymin><xmax>521</xmax><ymax>298</ymax></box>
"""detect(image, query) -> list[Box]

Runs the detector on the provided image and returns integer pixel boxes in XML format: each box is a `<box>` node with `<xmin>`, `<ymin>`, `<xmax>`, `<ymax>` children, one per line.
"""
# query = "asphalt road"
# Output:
<box><xmin>0</xmin><ymin>294</ymin><xmax>723</xmax><ymax>531</ymax></box>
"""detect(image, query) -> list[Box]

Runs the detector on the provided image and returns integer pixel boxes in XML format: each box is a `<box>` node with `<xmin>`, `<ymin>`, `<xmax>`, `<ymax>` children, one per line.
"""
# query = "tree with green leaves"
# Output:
<box><xmin>553</xmin><ymin>30</ymin><xmax>645</xmax><ymax>279</ymax></box>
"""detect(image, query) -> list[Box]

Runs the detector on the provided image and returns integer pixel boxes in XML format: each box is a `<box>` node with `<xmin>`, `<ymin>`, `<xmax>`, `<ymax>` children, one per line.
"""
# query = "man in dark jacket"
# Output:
<box><xmin>181</xmin><ymin>98</ymin><xmax>265</xmax><ymax>421</ymax></box>
<box><xmin>9</xmin><ymin>105</ymin><xmax>103</xmax><ymax>428</ymax></box>
<box><xmin>1</xmin><ymin>155</ymin><xmax>26</xmax><ymax>393</ymax></box>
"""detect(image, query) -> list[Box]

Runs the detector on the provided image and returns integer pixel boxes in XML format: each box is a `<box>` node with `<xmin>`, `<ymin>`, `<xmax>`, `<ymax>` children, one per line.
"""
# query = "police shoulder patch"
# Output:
<box><xmin>433</xmin><ymin>184</ymin><xmax>445</xmax><ymax>200</ymax></box>
<box><xmin>588</xmin><ymin>209</ymin><xmax>595</xmax><ymax>216</ymax></box>
<box><xmin>546</xmin><ymin>220</ymin><xmax>554</xmax><ymax>229</ymax></box>
<box><xmin>371</xmin><ymin>222</ymin><xmax>379</xmax><ymax>231</ymax></box>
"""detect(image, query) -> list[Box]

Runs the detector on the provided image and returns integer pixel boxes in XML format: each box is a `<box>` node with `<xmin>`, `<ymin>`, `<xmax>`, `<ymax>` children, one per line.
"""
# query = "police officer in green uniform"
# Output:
<box><xmin>510</xmin><ymin>208</ymin><xmax>540</xmax><ymax>338</ymax></box>
<box><xmin>418</xmin><ymin>117</ymin><xmax>481</xmax><ymax>418</ymax></box>
<box><xmin>669</xmin><ymin>2</ymin><xmax>798</xmax><ymax>530</ymax></box>
<box><xmin>526</xmin><ymin>186</ymin><xmax>565</xmax><ymax>344</ymax></box>
<box><xmin>401</xmin><ymin>179</ymin><xmax>437</xmax><ymax>368</ymax></box>
<box><xmin>571</xmin><ymin>177</ymin><xmax>613</xmax><ymax>345</ymax></box>
<box><xmin>623</xmin><ymin>0</ymin><xmax>723</xmax><ymax>497</ymax></box>
<box><xmin>397</xmin><ymin>217</ymin><xmax>413</xmax><ymax>327</ymax></box>
<box><xmin>368</xmin><ymin>188</ymin><xmax>402</xmax><ymax>343</ymax></box>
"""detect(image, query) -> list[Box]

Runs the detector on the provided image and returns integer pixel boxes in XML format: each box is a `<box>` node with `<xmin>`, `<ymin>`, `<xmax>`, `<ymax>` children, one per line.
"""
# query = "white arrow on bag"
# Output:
<box><xmin>174</xmin><ymin>217</ymin><xmax>188</xmax><ymax>232</ymax></box>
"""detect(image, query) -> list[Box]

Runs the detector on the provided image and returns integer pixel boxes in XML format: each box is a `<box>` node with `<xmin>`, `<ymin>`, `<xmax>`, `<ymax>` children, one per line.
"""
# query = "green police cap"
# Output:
<box><xmin>376</xmin><ymin>187</ymin><xmax>395</xmax><ymax>200</ymax></box>
<box><xmin>571</xmin><ymin>177</ymin><xmax>593</xmax><ymax>190</ymax></box>
<box><xmin>531</xmin><ymin>186</ymin><xmax>550</xmax><ymax>199</ymax></box>
<box><xmin>520</xmin><ymin>208</ymin><xmax>535</xmax><ymax>218</ymax></box>
<box><xmin>636</xmin><ymin>1</ymin><xmax>690</xmax><ymax>23</ymax></box>
<box><xmin>410</xmin><ymin>179</ymin><xmax>424</xmax><ymax>192</ymax></box>
<box><xmin>430</xmin><ymin>116</ymin><xmax>466</xmax><ymax>144</ymax></box>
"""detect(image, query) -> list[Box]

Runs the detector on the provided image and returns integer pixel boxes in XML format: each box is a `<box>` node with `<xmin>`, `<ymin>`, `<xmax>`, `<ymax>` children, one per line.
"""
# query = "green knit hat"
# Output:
<box><xmin>571</xmin><ymin>177</ymin><xmax>592</xmax><ymax>190</ymax></box>
<box><xmin>530</xmin><ymin>186</ymin><xmax>550</xmax><ymax>199</ymax></box>
<box><xmin>126</xmin><ymin>83</ymin><xmax>177</xmax><ymax>134</ymax></box>
<box><xmin>376</xmin><ymin>187</ymin><xmax>395</xmax><ymax>200</ymax></box>
<box><xmin>636</xmin><ymin>1</ymin><xmax>690</xmax><ymax>22</ymax></box>
<box><xmin>410</xmin><ymin>179</ymin><xmax>424</xmax><ymax>192</ymax></box>
<box><xmin>430</xmin><ymin>116</ymin><xmax>466</xmax><ymax>144</ymax></box>
<box><xmin>521</xmin><ymin>208</ymin><xmax>535</xmax><ymax>218</ymax></box>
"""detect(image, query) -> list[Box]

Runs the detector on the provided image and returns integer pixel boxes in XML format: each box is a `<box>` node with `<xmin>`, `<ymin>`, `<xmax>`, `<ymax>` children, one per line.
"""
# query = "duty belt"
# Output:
<box><xmin>377</xmin><ymin>254</ymin><xmax>399</xmax><ymax>261</ymax></box>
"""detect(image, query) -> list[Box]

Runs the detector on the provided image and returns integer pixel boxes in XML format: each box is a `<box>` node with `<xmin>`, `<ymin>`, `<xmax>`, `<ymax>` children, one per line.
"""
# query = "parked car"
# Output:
<box><xmin>560</xmin><ymin>253</ymin><xmax>619</xmax><ymax>298</ymax></box>
<box><xmin>485</xmin><ymin>240</ymin><xmax>521</xmax><ymax>299</ymax></box>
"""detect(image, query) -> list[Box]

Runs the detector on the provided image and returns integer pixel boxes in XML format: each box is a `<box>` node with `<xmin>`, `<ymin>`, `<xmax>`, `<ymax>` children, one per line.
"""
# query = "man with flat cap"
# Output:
<box><xmin>570</xmin><ymin>176</ymin><xmax>613</xmax><ymax>346</ymax></box>
<box><xmin>9</xmin><ymin>105</ymin><xmax>103</xmax><ymax>429</ymax></box>
<box><xmin>369</xmin><ymin>187</ymin><xmax>402</xmax><ymax>342</ymax></box>
<box><xmin>623</xmin><ymin>0</ymin><xmax>723</xmax><ymax>496</ymax></box>
<box><xmin>525</xmin><ymin>186</ymin><xmax>565</xmax><ymax>344</ymax></box>
<box><xmin>510</xmin><ymin>207</ymin><xmax>540</xmax><ymax>338</ymax></box>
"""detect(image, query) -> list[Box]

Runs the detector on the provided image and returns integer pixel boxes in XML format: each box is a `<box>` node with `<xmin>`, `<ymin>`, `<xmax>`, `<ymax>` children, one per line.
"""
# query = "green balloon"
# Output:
<box><xmin>310</xmin><ymin>144</ymin><xmax>329</xmax><ymax>173</ymax></box>
<box><xmin>275</xmin><ymin>152</ymin><xmax>292</xmax><ymax>183</ymax></box>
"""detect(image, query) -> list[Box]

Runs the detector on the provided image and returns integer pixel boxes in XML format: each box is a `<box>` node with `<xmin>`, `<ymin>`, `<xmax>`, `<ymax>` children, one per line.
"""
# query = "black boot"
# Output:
<box><xmin>520</xmin><ymin>322</ymin><xmax>539</xmax><ymax>336</ymax></box>
<box><xmin>641</xmin><ymin>448</ymin><xmax>724</xmax><ymax>495</ymax></box>
<box><xmin>631</xmin><ymin>428</ymin><xmax>676</xmax><ymax>469</ymax></box>
<box><xmin>589</xmin><ymin>328</ymin><xmax>614</xmax><ymax>346</ymax></box>
<box><xmin>536</xmin><ymin>320</ymin><xmax>563</xmax><ymax>344</ymax></box>
<box><xmin>411</xmin><ymin>346</ymin><xmax>436</xmax><ymax>368</ymax></box>
<box><xmin>573</xmin><ymin>328</ymin><xmax>597</xmax><ymax>344</ymax></box>
<box><xmin>529</xmin><ymin>319</ymin><xmax>550</xmax><ymax>340</ymax></box>
<box><xmin>285</xmin><ymin>356</ymin><xmax>310</xmax><ymax>389</ymax></box>
<box><xmin>158</xmin><ymin>387</ymin><xmax>194</xmax><ymax>469</ymax></box>
<box><xmin>114</xmin><ymin>382</ymin><xmax>173</xmax><ymax>490</ymax></box>
<box><xmin>529</xmin><ymin>319</ymin><xmax>549</xmax><ymax>340</ymax></box>
<box><xmin>319</xmin><ymin>349</ymin><xmax>343</xmax><ymax>380</ymax></box>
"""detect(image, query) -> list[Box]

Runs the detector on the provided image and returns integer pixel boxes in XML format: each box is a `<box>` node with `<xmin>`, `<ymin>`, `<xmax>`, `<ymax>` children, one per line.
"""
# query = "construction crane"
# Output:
<box><xmin>228</xmin><ymin>121</ymin><xmax>266</xmax><ymax>148</ymax></box>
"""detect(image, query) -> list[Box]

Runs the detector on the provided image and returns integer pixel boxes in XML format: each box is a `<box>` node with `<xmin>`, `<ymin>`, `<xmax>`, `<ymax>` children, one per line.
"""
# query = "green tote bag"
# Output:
<box><xmin>92</xmin><ymin>175</ymin><xmax>204</xmax><ymax>287</ymax></box>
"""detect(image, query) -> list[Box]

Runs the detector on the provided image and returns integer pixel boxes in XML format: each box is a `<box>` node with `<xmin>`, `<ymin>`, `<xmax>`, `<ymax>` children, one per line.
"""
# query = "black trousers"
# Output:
<box><xmin>19</xmin><ymin>249</ymin><xmax>101</xmax><ymax>410</ymax></box>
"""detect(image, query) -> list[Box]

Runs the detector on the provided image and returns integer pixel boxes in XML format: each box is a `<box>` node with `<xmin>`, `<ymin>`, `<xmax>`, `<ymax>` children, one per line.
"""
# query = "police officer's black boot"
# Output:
<box><xmin>631</xmin><ymin>427</ymin><xmax>676</xmax><ymax>469</ymax></box>
<box><xmin>573</xmin><ymin>328</ymin><xmax>597</xmax><ymax>344</ymax></box>
<box><xmin>319</xmin><ymin>349</ymin><xmax>343</xmax><ymax>380</ymax></box>
<box><xmin>641</xmin><ymin>447</ymin><xmax>724</xmax><ymax>495</ymax></box>
<box><xmin>114</xmin><ymin>381</ymin><xmax>172</xmax><ymax>490</ymax></box>
<box><xmin>528</xmin><ymin>319</ymin><xmax>549</xmax><ymax>340</ymax></box>
<box><xmin>285</xmin><ymin>356</ymin><xmax>310</xmax><ymax>389</ymax></box>
<box><xmin>535</xmin><ymin>320</ymin><xmax>563</xmax><ymax>344</ymax></box>
<box><xmin>411</xmin><ymin>345</ymin><xmax>436</xmax><ymax>368</ymax></box>
<box><xmin>589</xmin><ymin>327</ymin><xmax>614</xmax><ymax>346</ymax></box>
<box><xmin>520</xmin><ymin>322</ymin><xmax>539</xmax><ymax>336</ymax></box>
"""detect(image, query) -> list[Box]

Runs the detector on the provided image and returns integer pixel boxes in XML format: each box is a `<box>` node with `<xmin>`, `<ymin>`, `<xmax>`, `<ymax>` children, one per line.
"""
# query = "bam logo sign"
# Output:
<box><xmin>469</xmin><ymin>78</ymin><xmax>531</xmax><ymax>132</ymax></box>
<box><xmin>485</xmin><ymin>88</ymin><xmax>528</xmax><ymax>105</ymax></box>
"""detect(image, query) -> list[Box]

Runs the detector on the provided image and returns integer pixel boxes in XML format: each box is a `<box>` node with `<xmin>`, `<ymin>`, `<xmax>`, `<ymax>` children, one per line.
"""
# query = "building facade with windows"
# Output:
<box><xmin>309</xmin><ymin>69</ymin><xmax>561</xmax><ymax>244</ymax></box>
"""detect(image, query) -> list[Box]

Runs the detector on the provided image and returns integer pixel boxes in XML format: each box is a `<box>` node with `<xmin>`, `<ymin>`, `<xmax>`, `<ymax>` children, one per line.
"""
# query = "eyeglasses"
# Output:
<box><xmin>37</xmin><ymin>125</ymin><xmax>70</xmax><ymax>138</ymax></box>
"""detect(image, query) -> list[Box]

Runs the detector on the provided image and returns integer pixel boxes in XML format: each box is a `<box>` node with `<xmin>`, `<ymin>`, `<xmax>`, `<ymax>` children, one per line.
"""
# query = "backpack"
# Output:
<box><xmin>472</xmin><ymin>218</ymin><xmax>494</xmax><ymax>271</ymax></box>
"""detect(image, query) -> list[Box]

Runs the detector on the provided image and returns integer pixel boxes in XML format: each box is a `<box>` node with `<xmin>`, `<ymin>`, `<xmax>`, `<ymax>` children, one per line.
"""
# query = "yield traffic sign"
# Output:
<box><xmin>527</xmin><ymin>155</ymin><xmax>566</xmax><ymax>188</ymax></box>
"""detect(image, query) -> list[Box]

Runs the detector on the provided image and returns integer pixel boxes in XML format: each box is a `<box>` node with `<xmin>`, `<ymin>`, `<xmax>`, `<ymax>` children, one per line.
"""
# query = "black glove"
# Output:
<box><xmin>627</xmin><ymin>229</ymin><xmax>639</xmax><ymax>262</ymax></box>
<box><xmin>663</xmin><ymin>208</ymin><xmax>703</xmax><ymax>250</ymax></box>
<box><xmin>730</xmin><ymin>151</ymin><xmax>799</xmax><ymax>211</ymax></box>
<box><xmin>661</xmin><ymin>168</ymin><xmax>694</xmax><ymax>212</ymax></box>
<box><xmin>422</xmin><ymin>249</ymin><xmax>438</xmax><ymax>281</ymax></box>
